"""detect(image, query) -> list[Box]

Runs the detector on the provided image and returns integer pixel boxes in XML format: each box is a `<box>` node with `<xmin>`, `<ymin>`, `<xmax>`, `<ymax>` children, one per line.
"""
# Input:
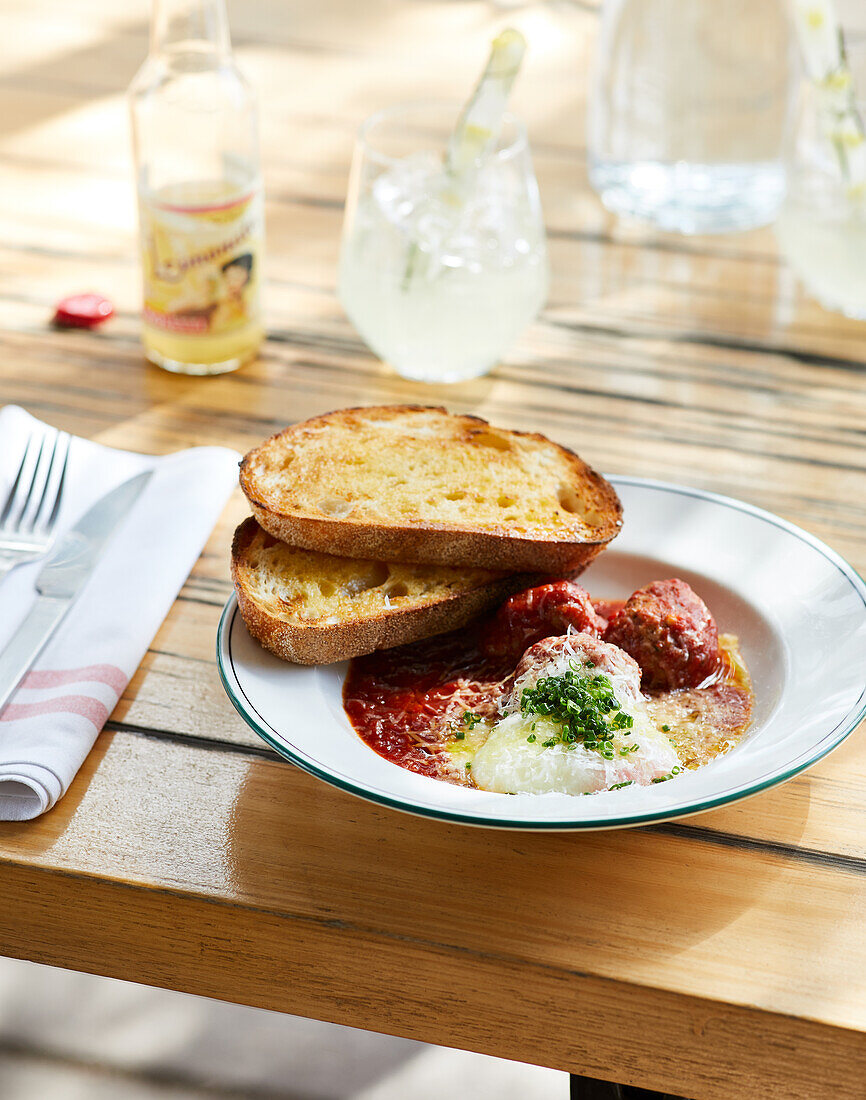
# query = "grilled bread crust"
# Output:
<box><xmin>231</xmin><ymin>518</ymin><xmax>538</xmax><ymax>665</ymax></box>
<box><xmin>239</xmin><ymin>405</ymin><xmax>622</xmax><ymax>573</ymax></box>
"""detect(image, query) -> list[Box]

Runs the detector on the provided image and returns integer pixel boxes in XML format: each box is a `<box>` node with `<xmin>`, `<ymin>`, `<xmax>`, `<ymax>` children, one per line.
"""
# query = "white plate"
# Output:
<box><xmin>217</xmin><ymin>477</ymin><xmax>866</xmax><ymax>830</ymax></box>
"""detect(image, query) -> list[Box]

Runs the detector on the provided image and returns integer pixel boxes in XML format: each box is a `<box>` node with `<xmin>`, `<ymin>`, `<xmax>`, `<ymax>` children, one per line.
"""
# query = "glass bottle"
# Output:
<box><xmin>587</xmin><ymin>0</ymin><xmax>796</xmax><ymax>234</ymax></box>
<box><xmin>129</xmin><ymin>0</ymin><xmax>264</xmax><ymax>375</ymax></box>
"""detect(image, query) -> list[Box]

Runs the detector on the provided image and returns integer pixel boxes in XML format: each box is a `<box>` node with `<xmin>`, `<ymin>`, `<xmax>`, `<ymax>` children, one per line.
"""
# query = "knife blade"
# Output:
<box><xmin>0</xmin><ymin>470</ymin><xmax>152</xmax><ymax>715</ymax></box>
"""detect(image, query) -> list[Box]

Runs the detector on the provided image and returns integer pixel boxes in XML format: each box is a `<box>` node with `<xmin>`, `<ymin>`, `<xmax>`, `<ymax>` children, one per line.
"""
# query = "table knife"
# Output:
<box><xmin>0</xmin><ymin>470</ymin><xmax>152</xmax><ymax>715</ymax></box>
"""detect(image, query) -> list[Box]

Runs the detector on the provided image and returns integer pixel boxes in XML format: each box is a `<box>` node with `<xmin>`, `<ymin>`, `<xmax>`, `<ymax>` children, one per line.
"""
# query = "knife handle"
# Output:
<box><xmin>0</xmin><ymin>596</ymin><xmax>70</xmax><ymax>716</ymax></box>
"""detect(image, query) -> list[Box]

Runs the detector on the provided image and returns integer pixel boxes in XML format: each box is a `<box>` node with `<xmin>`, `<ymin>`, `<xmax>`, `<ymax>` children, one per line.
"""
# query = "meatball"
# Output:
<box><xmin>474</xmin><ymin>632</ymin><xmax>680</xmax><ymax>795</ymax></box>
<box><xmin>509</xmin><ymin>632</ymin><xmax>643</xmax><ymax>712</ymax></box>
<box><xmin>482</xmin><ymin>581</ymin><xmax>607</xmax><ymax>664</ymax></box>
<box><xmin>604</xmin><ymin>578</ymin><xmax>720</xmax><ymax>691</ymax></box>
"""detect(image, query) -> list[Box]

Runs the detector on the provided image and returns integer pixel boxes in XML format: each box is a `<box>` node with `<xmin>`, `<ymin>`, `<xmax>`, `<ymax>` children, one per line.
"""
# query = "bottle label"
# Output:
<box><xmin>139</xmin><ymin>183</ymin><xmax>263</xmax><ymax>337</ymax></box>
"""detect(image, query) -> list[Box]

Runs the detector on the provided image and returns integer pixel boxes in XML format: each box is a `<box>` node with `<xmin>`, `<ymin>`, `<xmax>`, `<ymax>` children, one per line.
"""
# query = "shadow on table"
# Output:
<box><xmin>226</xmin><ymin>755</ymin><xmax>812</xmax><ymax>967</ymax></box>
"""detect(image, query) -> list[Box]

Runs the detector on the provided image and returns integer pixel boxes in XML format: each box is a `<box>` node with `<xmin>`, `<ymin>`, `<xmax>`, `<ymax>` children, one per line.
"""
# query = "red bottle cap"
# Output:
<box><xmin>53</xmin><ymin>293</ymin><xmax>114</xmax><ymax>329</ymax></box>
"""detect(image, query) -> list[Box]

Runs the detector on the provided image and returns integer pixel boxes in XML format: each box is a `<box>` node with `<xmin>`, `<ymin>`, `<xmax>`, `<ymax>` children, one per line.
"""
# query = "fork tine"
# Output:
<box><xmin>43</xmin><ymin>433</ymin><xmax>70</xmax><ymax>533</ymax></box>
<box><xmin>1</xmin><ymin>431</ymin><xmax>46</xmax><ymax>530</ymax></box>
<box><xmin>30</xmin><ymin>431</ymin><xmax>69</xmax><ymax>534</ymax></box>
<box><xmin>14</xmin><ymin>432</ymin><xmax>48</xmax><ymax>532</ymax></box>
<box><xmin>0</xmin><ymin>436</ymin><xmax>34</xmax><ymax>527</ymax></box>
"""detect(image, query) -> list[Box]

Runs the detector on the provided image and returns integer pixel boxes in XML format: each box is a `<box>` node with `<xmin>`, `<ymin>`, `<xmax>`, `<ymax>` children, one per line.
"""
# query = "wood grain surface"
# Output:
<box><xmin>0</xmin><ymin>2</ymin><xmax>865</xmax><ymax>1098</ymax></box>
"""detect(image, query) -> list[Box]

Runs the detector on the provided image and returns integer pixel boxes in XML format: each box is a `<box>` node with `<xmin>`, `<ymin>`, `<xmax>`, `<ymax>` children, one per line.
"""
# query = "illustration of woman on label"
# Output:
<box><xmin>210</xmin><ymin>252</ymin><xmax>254</xmax><ymax>332</ymax></box>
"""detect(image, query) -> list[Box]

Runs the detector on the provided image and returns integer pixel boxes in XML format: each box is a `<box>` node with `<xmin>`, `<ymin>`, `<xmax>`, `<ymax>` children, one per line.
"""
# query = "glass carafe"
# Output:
<box><xmin>776</xmin><ymin>40</ymin><xmax>866</xmax><ymax>318</ymax></box>
<box><xmin>588</xmin><ymin>0</ymin><xmax>796</xmax><ymax>234</ymax></box>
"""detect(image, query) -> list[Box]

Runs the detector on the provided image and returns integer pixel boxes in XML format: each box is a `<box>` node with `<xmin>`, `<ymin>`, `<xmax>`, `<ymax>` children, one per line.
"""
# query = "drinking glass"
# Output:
<box><xmin>588</xmin><ymin>0</ymin><xmax>796</xmax><ymax>234</ymax></box>
<box><xmin>776</xmin><ymin>44</ymin><xmax>866</xmax><ymax>318</ymax></box>
<box><xmin>338</xmin><ymin>102</ymin><xmax>549</xmax><ymax>384</ymax></box>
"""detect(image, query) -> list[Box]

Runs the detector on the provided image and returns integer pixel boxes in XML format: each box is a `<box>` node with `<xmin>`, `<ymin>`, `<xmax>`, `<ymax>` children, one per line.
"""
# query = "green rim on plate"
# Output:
<box><xmin>217</xmin><ymin>476</ymin><xmax>866</xmax><ymax>830</ymax></box>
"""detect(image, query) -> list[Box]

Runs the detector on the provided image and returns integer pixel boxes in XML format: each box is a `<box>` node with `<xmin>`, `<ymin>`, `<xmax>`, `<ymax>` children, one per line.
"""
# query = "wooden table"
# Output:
<box><xmin>0</xmin><ymin>2</ymin><xmax>864</xmax><ymax>1098</ymax></box>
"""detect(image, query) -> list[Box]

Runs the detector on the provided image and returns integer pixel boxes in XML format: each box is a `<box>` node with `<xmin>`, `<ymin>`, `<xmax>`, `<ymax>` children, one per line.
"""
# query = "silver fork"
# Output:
<box><xmin>0</xmin><ymin>431</ymin><xmax>71</xmax><ymax>582</ymax></box>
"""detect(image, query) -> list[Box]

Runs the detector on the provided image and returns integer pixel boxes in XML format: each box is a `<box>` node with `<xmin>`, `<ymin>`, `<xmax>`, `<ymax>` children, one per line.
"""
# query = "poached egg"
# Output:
<box><xmin>471</xmin><ymin>633</ymin><xmax>679</xmax><ymax>795</ymax></box>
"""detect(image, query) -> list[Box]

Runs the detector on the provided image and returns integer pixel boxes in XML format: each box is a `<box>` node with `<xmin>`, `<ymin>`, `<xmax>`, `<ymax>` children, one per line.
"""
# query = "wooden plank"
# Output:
<box><xmin>0</xmin><ymin>729</ymin><xmax>863</xmax><ymax>1100</ymax></box>
<box><xmin>3</xmin><ymin>330</ymin><xmax>864</xmax><ymax>573</ymax></box>
<box><xmin>0</xmin><ymin>138</ymin><xmax>865</xmax><ymax>373</ymax></box>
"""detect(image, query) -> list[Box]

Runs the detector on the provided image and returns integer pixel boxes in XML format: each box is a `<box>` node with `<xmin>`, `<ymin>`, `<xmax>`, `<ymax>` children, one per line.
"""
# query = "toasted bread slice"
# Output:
<box><xmin>231</xmin><ymin>518</ymin><xmax>537</xmax><ymax>665</ymax></box>
<box><xmin>240</xmin><ymin>405</ymin><xmax>621</xmax><ymax>573</ymax></box>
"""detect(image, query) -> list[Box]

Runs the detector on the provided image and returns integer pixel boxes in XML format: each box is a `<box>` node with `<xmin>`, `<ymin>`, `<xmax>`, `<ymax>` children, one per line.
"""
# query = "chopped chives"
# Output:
<box><xmin>519</xmin><ymin>665</ymin><xmax>636</xmax><ymax>760</ymax></box>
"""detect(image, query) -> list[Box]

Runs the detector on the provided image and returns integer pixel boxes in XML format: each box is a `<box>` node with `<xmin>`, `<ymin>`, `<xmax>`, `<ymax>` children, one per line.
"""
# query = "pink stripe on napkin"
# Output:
<box><xmin>19</xmin><ymin>664</ymin><xmax>127</xmax><ymax>694</ymax></box>
<box><xmin>1</xmin><ymin>695</ymin><xmax>111</xmax><ymax>727</ymax></box>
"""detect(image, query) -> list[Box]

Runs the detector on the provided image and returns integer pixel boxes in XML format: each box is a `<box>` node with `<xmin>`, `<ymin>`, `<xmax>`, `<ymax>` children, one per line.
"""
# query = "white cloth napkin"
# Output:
<box><xmin>0</xmin><ymin>405</ymin><xmax>240</xmax><ymax>820</ymax></box>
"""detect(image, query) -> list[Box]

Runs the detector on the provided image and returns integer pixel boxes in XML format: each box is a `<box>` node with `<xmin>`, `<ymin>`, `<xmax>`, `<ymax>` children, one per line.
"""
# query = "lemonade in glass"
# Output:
<box><xmin>338</xmin><ymin>102</ymin><xmax>549</xmax><ymax>384</ymax></box>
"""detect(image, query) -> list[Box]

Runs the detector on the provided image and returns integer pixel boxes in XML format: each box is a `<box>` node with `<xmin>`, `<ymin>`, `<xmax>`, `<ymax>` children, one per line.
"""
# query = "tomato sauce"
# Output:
<box><xmin>343</xmin><ymin>585</ymin><xmax>753</xmax><ymax>789</ymax></box>
<box><xmin>343</xmin><ymin>625</ymin><xmax>511</xmax><ymax>783</ymax></box>
<box><xmin>592</xmin><ymin>598</ymin><xmax>624</xmax><ymax>624</ymax></box>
